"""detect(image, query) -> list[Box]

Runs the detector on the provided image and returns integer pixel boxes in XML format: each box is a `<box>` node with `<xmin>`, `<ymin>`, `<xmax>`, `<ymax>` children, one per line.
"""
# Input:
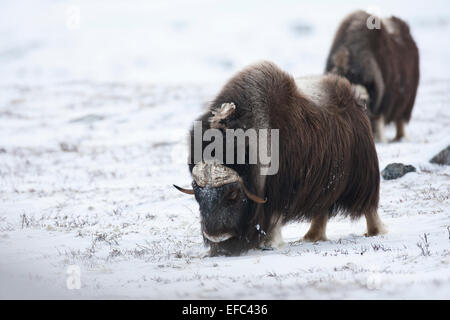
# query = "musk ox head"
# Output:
<box><xmin>174</xmin><ymin>160</ymin><xmax>266</xmax><ymax>256</ymax></box>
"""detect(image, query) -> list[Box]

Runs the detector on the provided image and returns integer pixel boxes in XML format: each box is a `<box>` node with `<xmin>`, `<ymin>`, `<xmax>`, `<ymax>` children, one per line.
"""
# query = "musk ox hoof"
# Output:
<box><xmin>390</xmin><ymin>135</ymin><xmax>409</xmax><ymax>143</ymax></box>
<box><xmin>261</xmin><ymin>241</ymin><xmax>285</xmax><ymax>251</ymax></box>
<box><xmin>365</xmin><ymin>225</ymin><xmax>388</xmax><ymax>237</ymax></box>
<box><xmin>302</xmin><ymin>234</ymin><xmax>328</xmax><ymax>242</ymax></box>
<box><xmin>263</xmin><ymin>237</ymin><xmax>285</xmax><ymax>250</ymax></box>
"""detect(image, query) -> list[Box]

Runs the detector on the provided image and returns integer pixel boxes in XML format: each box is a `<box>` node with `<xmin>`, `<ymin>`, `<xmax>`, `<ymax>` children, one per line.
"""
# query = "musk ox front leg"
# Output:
<box><xmin>263</xmin><ymin>218</ymin><xmax>285</xmax><ymax>249</ymax></box>
<box><xmin>372</xmin><ymin>116</ymin><xmax>387</xmax><ymax>143</ymax></box>
<box><xmin>303</xmin><ymin>214</ymin><xmax>328</xmax><ymax>242</ymax></box>
<box><xmin>364</xmin><ymin>209</ymin><xmax>387</xmax><ymax>237</ymax></box>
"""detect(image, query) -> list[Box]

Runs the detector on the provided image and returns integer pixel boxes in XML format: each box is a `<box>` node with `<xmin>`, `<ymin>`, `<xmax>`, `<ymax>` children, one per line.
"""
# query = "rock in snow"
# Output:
<box><xmin>381</xmin><ymin>163</ymin><xmax>416</xmax><ymax>180</ymax></box>
<box><xmin>430</xmin><ymin>145</ymin><xmax>450</xmax><ymax>165</ymax></box>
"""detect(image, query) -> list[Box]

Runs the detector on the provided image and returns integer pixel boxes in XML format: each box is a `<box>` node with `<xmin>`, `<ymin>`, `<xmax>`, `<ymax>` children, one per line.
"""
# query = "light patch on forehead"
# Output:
<box><xmin>192</xmin><ymin>160</ymin><xmax>240</xmax><ymax>187</ymax></box>
<box><xmin>295</xmin><ymin>75</ymin><xmax>327</xmax><ymax>106</ymax></box>
<box><xmin>382</xmin><ymin>18</ymin><xmax>397</xmax><ymax>34</ymax></box>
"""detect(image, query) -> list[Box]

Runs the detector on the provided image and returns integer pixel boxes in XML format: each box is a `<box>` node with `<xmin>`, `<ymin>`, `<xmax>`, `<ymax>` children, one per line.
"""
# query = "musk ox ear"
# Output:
<box><xmin>173</xmin><ymin>184</ymin><xmax>194</xmax><ymax>195</ymax></box>
<box><xmin>209</xmin><ymin>102</ymin><xmax>236</xmax><ymax>129</ymax></box>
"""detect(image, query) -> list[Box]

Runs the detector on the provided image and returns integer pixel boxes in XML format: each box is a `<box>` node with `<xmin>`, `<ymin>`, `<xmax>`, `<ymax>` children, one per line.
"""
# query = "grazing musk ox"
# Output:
<box><xmin>325</xmin><ymin>10</ymin><xmax>419</xmax><ymax>142</ymax></box>
<box><xmin>174</xmin><ymin>61</ymin><xmax>386</xmax><ymax>256</ymax></box>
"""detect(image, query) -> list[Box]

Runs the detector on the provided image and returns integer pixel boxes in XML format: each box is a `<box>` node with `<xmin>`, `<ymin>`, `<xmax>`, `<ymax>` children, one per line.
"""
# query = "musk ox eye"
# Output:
<box><xmin>227</xmin><ymin>189</ymin><xmax>240</xmax><ymax>201</ymax></box>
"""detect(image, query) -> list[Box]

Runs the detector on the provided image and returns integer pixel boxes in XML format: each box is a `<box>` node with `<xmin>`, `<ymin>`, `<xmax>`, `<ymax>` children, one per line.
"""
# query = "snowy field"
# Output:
<box><xmin>0</xmin><ymin>0</ymin><xmax>449</xmax><ymax>299</ymax></box>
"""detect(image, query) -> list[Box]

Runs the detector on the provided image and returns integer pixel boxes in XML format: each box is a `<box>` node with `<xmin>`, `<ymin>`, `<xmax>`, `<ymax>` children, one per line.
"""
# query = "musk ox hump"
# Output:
<box><xmin>294</xmin><ymin>75</ymin><xmax>328</xmax><ymax>106</ymax></box>
<box><xmin>296</xmin><ymin>73</ymin><xmax>368</xmax><ymax>111</ymax></box>
<box><xmin>192</xmin><ymin>160</ymin><xmax>240</xmax><ymax>187</ymax></box>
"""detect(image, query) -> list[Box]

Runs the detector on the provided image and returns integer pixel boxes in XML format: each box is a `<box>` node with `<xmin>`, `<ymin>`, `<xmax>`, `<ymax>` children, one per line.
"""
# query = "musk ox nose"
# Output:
<box><xmin>202</xmin><ymin>231</ymin><xmax>233</xmax><ymax>243</ymax></box>
<box><xmin>202</xmin><ymin>217</ymin><xmax>236</xmax><ymax>243</ymax></box>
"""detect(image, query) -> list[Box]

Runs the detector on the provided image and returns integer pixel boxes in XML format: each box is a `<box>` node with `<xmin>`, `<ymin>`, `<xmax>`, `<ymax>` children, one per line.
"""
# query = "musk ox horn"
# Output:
<box><xmin>209</xmin><ymin>102</ymin><xmax>236</xmax><ymax>128</ymax></box>
<box><xmin>173</xmin><ymin>184</ymin><xmax>194</xmax><ymax>194</ymax></box>
<box><xmin>239</xmin><ymin>181</ymin><xmax>267</xmax><ymax>204</ymax></box>
<box><xmin>191</xmin><ymin>161</ymin><xmax>267</xmax><ymax>204</ymax></box>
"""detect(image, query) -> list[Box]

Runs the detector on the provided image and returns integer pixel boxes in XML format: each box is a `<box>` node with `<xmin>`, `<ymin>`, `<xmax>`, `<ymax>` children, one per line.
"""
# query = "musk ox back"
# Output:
<box><xmin>325</xmin><ymin>10</ymin><xmax>419</xmax><ymax>142</ymax></box>
<box><xmin>174</xmin><ymin>61</ymin><xmax>386</xmax><ymax>256</ymax></box>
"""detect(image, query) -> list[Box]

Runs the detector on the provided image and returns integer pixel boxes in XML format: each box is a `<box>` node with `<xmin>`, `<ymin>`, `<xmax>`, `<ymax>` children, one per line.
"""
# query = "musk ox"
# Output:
<box><xmin>174</xmin><ymin>61</ymin><xmax>386</xmax><ymax>256</ymax></box>
<box><xmin>325</xmin><ymin>10</ymin><xmax>419</xmax><ymax>142</ymax></box>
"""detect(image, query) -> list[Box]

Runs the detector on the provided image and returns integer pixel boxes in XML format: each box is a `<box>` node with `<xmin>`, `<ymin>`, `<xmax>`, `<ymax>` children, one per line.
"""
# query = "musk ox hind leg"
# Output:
<box><xmin>364</xmin><ymin>209</ymin><xmax>387</xmax><ymax>237</ymax></box>
<box><xmin>303</xmin><ymin>214</ymin><xmax>328</xmax><ymax>242</ymax></box>
<box><xmin>392</xmin><ymin>120</ymin><xmax>408</xmax><ymax>142</ymax></box>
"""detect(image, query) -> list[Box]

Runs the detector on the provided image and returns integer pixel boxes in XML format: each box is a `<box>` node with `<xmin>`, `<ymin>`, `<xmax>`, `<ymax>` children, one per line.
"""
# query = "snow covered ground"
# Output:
<box><xmin>0</xmin><ymin>0</ymin><xmax>449</xmax><ymax>299</ymax></box>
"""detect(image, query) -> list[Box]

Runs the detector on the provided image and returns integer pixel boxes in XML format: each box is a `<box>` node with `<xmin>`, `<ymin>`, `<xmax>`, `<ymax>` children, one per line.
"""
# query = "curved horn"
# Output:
<box><xmin>173</xmin><ymin>184</ymin><xmax>194</xmax><ymax>195</ymax></box>
<box><xmin>239</xmin><ymin>180</ymin><xmax>267</xmax><ymax>204</ymax></box>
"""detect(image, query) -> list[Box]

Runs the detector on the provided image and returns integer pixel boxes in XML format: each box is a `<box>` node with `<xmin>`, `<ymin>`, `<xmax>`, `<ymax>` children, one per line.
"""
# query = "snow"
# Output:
<box><xmin>0</xmin><ymin>0</ymin><xmax>449</xmax><ymax>299</ymax></box>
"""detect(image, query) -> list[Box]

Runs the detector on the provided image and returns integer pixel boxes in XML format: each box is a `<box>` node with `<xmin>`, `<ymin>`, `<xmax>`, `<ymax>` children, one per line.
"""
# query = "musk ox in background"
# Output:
<box><xmin>175</xmin><ymin>61</ymin><xmax>386</xmax><ymax>256</ymax></box>
<box><xmin>325</xmin><ymin>10</ymin><xmax>420</xmax><ymax>142</ymax></box>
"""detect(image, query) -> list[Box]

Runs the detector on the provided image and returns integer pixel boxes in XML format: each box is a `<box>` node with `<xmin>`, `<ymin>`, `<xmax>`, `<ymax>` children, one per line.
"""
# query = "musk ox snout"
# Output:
<box><xmin>174</xmin><ymin>161</ymin><xmax>265</xmax><ymax>252</ymax></box>
<box><xmin>195</xmin><ymin>182</ymin><xmax>248</xmax><ymax>244</ymax></box>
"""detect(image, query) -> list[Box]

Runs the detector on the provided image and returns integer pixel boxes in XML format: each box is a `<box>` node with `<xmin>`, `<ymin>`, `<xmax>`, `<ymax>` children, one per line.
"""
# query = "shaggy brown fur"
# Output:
<box><xmin>187</xmin><ymin>61</ymin><xmax>382</xmax><ymax>255</ymax></box>
<box><xmin>325</xmin><ymin>10</ymin><xmax>420</xmax><ymax>141</ymax></box>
